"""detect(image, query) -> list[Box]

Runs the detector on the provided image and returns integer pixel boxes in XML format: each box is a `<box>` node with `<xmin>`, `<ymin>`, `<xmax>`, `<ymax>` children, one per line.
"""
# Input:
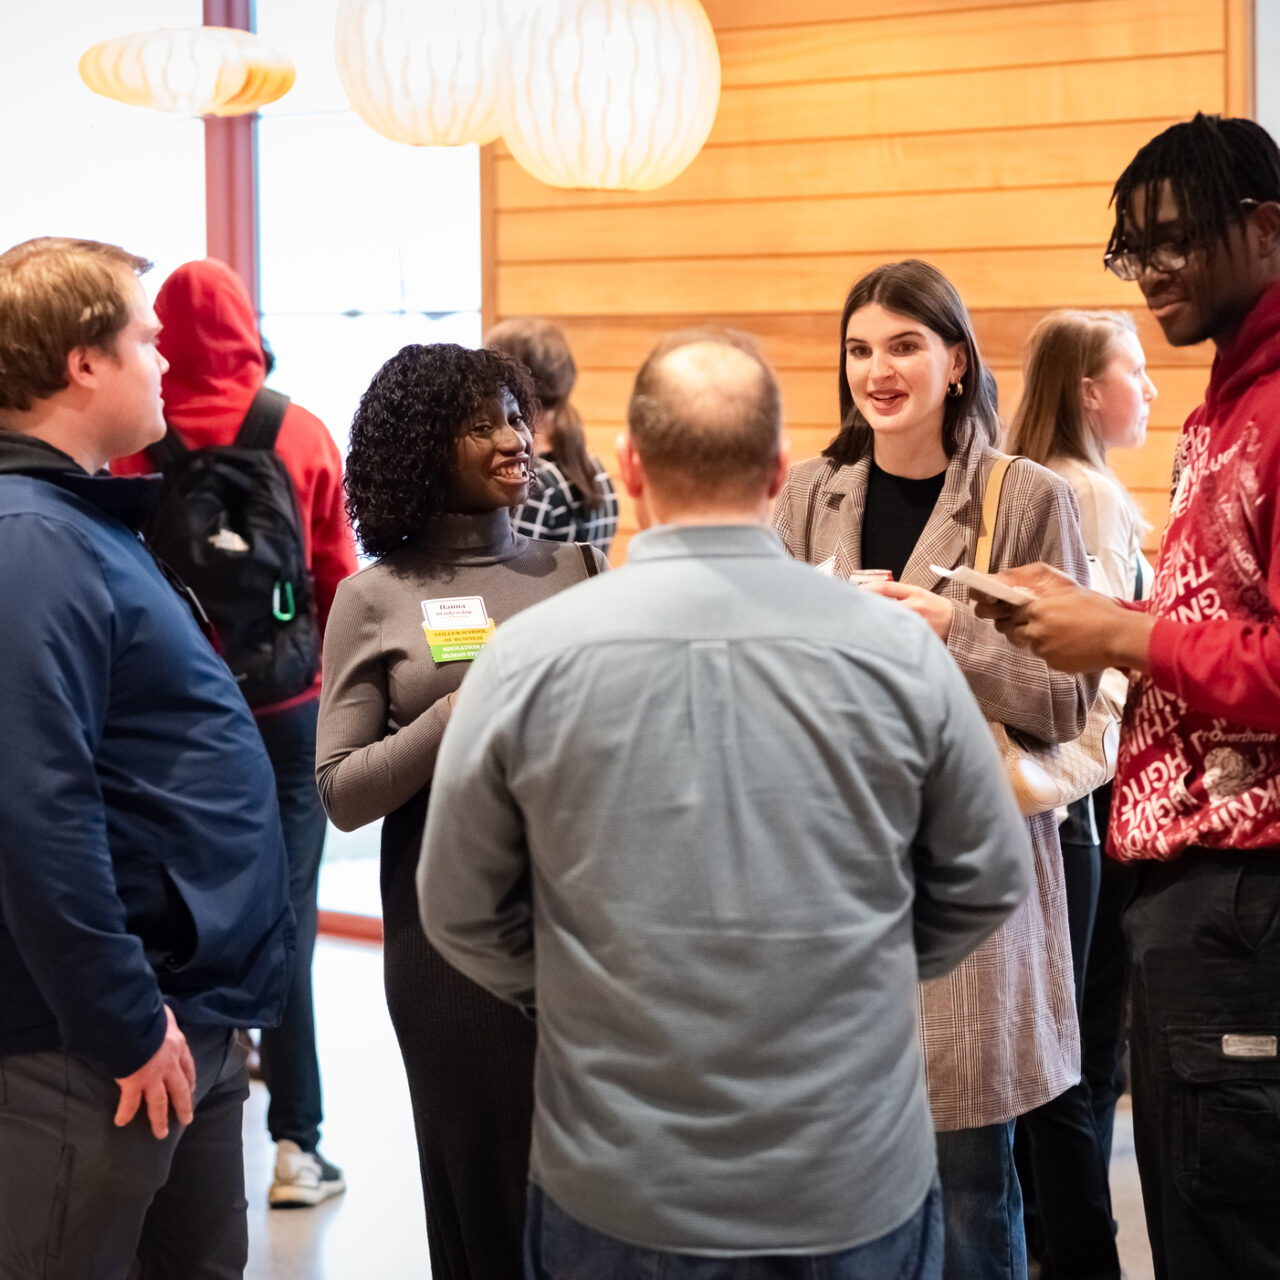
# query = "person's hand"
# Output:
<box><xmin>969</xmin><ymin>561</ymin><xmax>1075</xmax><ymax>622</ymax></box>
<box><xmin>860</xmin><ymin>578</ymin><xmax>954</xmax><ymax>641</ymax></box>
<box><xmin>113</xmin><ymin>1004</ymin><xmax>196</xmax><ymax>1139</ymax></box>
<box><xmin>973</xmin><ymin>562</ymin><xmax>1154</xmax><ymax>674</ymax></box>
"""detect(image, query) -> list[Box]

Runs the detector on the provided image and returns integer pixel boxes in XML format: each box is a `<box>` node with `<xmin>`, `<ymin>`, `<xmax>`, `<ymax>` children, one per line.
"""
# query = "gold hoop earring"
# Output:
<box><xmin>947</xmin><ymin>379</ymin><xmax>963</xmax><ymax>398</ymax></box>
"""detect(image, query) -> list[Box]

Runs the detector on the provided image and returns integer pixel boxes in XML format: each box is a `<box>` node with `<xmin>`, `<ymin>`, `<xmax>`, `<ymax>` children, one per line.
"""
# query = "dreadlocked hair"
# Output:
<box><xmin>1107</xmin><ymin>114</ymin><xmax>1280</xmax><ymax>263</ymax></box>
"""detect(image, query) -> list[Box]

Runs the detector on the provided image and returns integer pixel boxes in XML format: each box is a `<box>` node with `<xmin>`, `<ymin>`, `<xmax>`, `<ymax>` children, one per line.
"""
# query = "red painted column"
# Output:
<box><xmin>203</xmin><ymin>0</ymin><xmax>260</xmax><ymax>311</ymax></box>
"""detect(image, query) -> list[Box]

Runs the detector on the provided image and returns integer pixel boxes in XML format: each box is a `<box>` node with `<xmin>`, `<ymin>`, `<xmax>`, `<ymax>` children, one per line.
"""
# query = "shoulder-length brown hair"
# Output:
<box><xmin>824</xmin><ymin>259</ymin><xmax>998</xmax><ymax>467</ymax></box>
<box><xmin>484</xmin><ymin>316</ymin><xmax>604</xmax><ymax>507</ymax></box>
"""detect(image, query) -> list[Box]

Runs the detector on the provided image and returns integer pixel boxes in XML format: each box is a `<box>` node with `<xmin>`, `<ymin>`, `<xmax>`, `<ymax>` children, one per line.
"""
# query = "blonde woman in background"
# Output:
<box><xmin>485</xmin><ymin>317</ymin><xmax>619</xmax><ymax>557</ymax></box>
<box><xmin>1006</xmin><ymin>309</ymin><xmax>1155</xmax><ymax>1280</ymax></box>
<box><xmin>1010</xmin><ymin>311</ymin><xmax>1153</xmax><ymax>600</ymax></box>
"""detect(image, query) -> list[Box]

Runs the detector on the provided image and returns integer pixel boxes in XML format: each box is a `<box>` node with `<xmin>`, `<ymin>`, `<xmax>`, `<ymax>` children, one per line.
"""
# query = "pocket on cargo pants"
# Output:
<box><xmin>1167</xmin><ymin>1025</ymin><xmax>1280</xmax><ymax>1203</ymax></box>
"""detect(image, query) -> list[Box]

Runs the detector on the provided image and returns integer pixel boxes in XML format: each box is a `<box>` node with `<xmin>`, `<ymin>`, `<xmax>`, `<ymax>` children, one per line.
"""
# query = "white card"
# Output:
<box><xmin>422</xmin><ymin>595</ymin><xmax>489</xmax><ymax>629</ymax></box>
<box><xmin>931</xmin><ymin>565</ymin><xmax>1033</xmax><ymax>606</ymax></box>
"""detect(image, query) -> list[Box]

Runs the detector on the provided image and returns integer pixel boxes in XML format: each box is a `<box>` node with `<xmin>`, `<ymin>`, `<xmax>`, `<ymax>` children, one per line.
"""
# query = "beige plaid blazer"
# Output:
<box><xmin>773</xmin><ymin>433</ymin><xmax>1092</xmax><ymax>1130</ymax></box>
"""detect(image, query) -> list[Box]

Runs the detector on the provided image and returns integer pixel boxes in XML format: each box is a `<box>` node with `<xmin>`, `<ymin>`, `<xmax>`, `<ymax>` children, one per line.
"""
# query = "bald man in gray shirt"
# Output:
<box><xmin>418</xmin><ymin>331</ymin><xmax>1032</xmax><ymax>1280</ymax></box>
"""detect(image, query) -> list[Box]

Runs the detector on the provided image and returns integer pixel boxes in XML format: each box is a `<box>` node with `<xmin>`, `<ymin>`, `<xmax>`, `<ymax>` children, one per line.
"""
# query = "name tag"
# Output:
<box><xmin>1222</xmin><ymin>1034</ymin><xmax>1278</xmax><ymax>1059</ymax></box>
<box><xmin>422</xmin><ymin>596</ymin><xmax>487</xmax><ymax>629</ymax></box>
<box><xmin>421</xmin><ymin>596</ymin><xmax>495</xmax><ymax>664</ymax></box>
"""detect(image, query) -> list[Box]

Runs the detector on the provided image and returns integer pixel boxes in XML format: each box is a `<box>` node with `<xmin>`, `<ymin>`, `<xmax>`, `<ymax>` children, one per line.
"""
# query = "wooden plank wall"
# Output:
<box><xmin>485</xmin><ymin>0</ymin><xmax>1254</xmax><ymax>564</ymax></box>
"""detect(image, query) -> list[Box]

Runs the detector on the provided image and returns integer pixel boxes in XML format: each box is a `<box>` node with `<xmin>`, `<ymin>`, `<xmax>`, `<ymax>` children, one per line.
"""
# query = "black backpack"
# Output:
<box><xmin>145</xmin><ymin>387</ymin><xmax>320</xmax><ymax>708</ymax></box>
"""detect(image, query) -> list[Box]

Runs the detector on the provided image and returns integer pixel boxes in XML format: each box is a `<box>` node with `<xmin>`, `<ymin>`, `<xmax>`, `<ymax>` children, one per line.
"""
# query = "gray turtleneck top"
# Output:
<box><xmin>316</xmin><ymin>509</ymin><xmax>606</xmax><ymax>832</ymax></box>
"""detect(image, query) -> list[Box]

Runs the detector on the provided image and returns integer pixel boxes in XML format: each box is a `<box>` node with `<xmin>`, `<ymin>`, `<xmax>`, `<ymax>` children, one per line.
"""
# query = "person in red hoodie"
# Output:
<box><xmin>114</xmin><ymin>258</ymin><xmax>358</xmax><ymax>1208</ymax></box>
<box><xmin>980</xmin><ymin>115</ymin><xmax>1280</xmax><ymax>1279</ymax></box>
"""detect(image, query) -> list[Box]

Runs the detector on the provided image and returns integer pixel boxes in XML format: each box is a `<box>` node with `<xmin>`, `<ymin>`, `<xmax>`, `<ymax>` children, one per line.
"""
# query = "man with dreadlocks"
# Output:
<box><xmin>978</xmin><ymin>113</ymin><xmax>1280</xmax><ymax>1278</ymax></box>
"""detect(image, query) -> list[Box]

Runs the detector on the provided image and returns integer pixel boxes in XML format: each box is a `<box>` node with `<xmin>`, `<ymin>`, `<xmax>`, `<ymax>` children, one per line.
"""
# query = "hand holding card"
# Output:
<box><xmin>931</xmin><ymin>565</ymin><xmax>1034</xmax><ymax>606</ymax></box>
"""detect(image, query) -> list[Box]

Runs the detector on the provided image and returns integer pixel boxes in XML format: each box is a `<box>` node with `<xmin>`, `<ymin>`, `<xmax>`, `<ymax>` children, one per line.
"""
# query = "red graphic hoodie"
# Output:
<box><xmin>1112</xmin><ymin>279</ymin><xmax>1280</xmax><ymax>859</ymax></box>
<box><xmin>113</xmin><ymin>258</ymin><xmax>357</xmax><ymax>707</ymax></box>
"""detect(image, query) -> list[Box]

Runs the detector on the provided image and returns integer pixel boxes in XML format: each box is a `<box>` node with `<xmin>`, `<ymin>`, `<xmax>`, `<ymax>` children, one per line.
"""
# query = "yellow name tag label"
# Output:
<box><xmin>422</xmin><ymin>620</ymin><xmax>496</xmax><ymax>664</ymax></box>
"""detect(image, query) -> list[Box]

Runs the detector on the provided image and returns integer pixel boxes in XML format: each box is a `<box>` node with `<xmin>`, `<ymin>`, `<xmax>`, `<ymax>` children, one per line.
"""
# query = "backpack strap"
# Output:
<box><xmin>146</xmin><ymin>427</ymin><xmax>188</xmax><ymax>470</ymax></box>
<box><xmin>234</xmin><ymin>387</ymin><xmax>292</xmax><ymax>451</ymax></box>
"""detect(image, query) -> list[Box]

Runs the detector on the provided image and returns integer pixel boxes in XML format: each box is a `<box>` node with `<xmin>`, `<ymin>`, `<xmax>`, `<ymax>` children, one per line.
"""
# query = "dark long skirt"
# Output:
<box><xmin>381</xmin><ymin>794</ymin><xmax>537</xmax><ymax>1280</ymax></box>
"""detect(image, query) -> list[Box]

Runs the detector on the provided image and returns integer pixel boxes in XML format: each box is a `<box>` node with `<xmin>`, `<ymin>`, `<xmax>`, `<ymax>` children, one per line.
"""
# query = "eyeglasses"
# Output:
<box><xmin>1103</xmin><ymin>199</ymin><xmax>1261</xmax><ymax>281</ymax></box>
<box><xmin>1103</xmin><ymin>241</ymin><xmax>1190</xmax><ymax>281</ymax></box>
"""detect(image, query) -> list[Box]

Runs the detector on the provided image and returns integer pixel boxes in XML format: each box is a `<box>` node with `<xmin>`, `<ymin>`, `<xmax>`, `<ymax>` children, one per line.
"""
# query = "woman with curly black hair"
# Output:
<box><xmin>316</xmin><ymin>342</ymin><xmax>607</xmax><ymax>1280</ymax></box>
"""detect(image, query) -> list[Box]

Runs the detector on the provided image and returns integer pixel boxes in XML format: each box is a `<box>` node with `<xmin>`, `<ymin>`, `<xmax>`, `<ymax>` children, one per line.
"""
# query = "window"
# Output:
<box><xmin>257</xmin><ymin>0</ymin><xmax>484</xmax><ymax>915</ymax></box>
<box><xmin>0</xmin><ymin>1</ymin><xmax>206</xmax><ymax>286</ymax></box>
<box><xmin>1259</xmin><ymin>1</ymin><xmax>1280</xmax><ymax>145</ymax></box>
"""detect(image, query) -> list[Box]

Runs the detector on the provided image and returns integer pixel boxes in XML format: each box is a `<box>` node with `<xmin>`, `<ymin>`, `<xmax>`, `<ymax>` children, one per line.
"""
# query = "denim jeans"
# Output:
<box><xmin>1125</xmin><ymin>849</ymin><xmax>1280</xmax><ymax>1279</ymax></box>
<box><xmin>935</xmin><ymin>1121</ymin><xmax>1027</xmax><ymax>1280</ymax></box>
<box><xmin>523</xmin><ymin>1180</ymin><xmax>943</xmax><ymax>1279</ymax></box>
<box><xmin>255</xmin><ymin>696</ymin><xmax>328</xmax><ymax>1151</ymax></box>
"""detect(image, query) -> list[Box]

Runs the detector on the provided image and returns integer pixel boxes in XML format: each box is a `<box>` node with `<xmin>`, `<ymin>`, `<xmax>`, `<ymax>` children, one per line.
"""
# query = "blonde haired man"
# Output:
<box><xmin>0</xmin><ymin>237</ymin><xmax>291</xmax><ymax>1280</ymax></box>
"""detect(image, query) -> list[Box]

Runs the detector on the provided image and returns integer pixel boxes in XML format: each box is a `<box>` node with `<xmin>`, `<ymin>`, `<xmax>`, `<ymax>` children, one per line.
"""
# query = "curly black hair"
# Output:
<box><xmin>345</xmin><ymin>342</ymin><xmax>538</xmax><ymax>558</ymax></box>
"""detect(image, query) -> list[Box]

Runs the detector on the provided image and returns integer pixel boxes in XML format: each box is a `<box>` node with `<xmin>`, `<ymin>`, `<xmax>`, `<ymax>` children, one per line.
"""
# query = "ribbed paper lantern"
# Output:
<box><xmin>502</xmin><ymin>0</ymin><xmax>720</xmax><ymax>192</ymax></box>
<box><xmin>78</xmin><ymin>27</ymin><xmax>295</xmax><ymax>117</ymax></box>
<box><xmin>334</xmin><ymin>0</ymin><xmax>507</xmax><ymax>147</ymax></box>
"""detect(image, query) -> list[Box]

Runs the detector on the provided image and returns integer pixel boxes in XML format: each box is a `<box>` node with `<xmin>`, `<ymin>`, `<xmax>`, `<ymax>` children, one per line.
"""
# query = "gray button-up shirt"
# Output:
<box><xmin>419</xmin><ymin>522</ymin><xmax>1031</xmax><ymax>1256</ymax></box>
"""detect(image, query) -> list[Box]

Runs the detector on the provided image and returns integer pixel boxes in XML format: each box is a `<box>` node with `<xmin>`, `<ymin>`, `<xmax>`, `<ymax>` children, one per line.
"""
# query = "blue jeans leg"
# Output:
<box><xmin>255</xmin><ymin>696</ymin><xmax>327</xmax><ymax>1151</ymax></box>
<box><xmin>523</xmin><ymin>1180</ymin><xmax>943</xmax><ymax>1280</ymax></box>
<box><xmin>935</xmin><ymin>1121</ymin><xmax>1027</xmax><ymax>1280</ymax></box>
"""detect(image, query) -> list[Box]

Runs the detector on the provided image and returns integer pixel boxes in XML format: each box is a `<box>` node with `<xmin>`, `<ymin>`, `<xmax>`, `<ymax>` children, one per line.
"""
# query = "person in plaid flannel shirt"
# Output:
<box><xmin>486</xmin><ymin>317</ymin><xmax>618</xmax><ymax>557</ymax></box>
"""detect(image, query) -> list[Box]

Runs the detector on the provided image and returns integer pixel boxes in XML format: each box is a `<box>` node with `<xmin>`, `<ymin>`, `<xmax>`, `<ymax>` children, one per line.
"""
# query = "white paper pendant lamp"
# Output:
<box><xmin>79</xmin><ymin>27</ymin><xmax>295</xmax><ymax>117</ymax></box>
<box><xmin>502</xmin><ymin>0</ymin><xmax>721</xmax><ymax>191</ymax></box>
<box><xmin>335</xmin><ymin>0</ymin><xmax>507</xmax><ymax>146</ymax></box>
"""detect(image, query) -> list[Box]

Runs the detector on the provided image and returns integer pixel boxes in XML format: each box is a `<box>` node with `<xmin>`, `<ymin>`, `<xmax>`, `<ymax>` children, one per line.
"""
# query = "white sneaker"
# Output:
<box><xmin>268</xmin><ymin>1140</ymin><xmax>347</xmax><ymax>1208</ymax></box>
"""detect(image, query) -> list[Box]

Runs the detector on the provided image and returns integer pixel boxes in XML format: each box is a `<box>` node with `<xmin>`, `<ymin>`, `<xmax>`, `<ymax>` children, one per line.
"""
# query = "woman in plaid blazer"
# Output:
<box><xmin>772</xmin><ymin>261</ymin><xmax>1095</xmax><ymax>1280</ymax></box>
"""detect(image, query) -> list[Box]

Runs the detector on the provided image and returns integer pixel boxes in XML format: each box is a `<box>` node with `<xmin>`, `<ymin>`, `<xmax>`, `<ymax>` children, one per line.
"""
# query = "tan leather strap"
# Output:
<box><xmin>974</xmin><ymin>454</ymin><xmax>1015</xmax><ymax>575</ymax></box>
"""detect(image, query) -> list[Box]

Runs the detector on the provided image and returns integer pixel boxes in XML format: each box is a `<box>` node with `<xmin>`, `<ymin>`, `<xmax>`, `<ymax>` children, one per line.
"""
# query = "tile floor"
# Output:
<box><xmin>242</xmin><ymin>936</ymin><xmax>1155</xmax><ymax>1279</ymax></box>
<box><xmin>244</xmin><ymin>938</ymin><xmax>427</xmax><ymax>1279</ymax></box>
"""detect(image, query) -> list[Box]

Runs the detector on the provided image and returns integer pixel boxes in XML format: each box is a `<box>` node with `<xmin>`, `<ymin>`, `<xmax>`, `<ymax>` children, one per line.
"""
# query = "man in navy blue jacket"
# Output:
<box><xmin>0</xmin><ymin>236</ymin><xmax>293</xmax><ymax>1280</ymax></box>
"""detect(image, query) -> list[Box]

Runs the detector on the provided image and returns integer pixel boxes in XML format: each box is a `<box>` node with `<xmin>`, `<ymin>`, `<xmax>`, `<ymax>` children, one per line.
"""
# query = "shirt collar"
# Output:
<box><xmin>625</xmin><ymin>522</ymin><xmax>786</xmax><ymax>562</ymax></box>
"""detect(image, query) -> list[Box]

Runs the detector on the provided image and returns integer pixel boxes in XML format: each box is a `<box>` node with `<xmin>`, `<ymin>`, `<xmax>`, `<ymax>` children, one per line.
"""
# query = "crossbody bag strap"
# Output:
<box><xmin>576</xmin><ymin>541</ymin><xmax>600</xmax><ymax>577</ymax></box>
<box><xmin>973</xmin><ymin>453</ymin><xmax>1015</xmax><ymax>575</ymax></box>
